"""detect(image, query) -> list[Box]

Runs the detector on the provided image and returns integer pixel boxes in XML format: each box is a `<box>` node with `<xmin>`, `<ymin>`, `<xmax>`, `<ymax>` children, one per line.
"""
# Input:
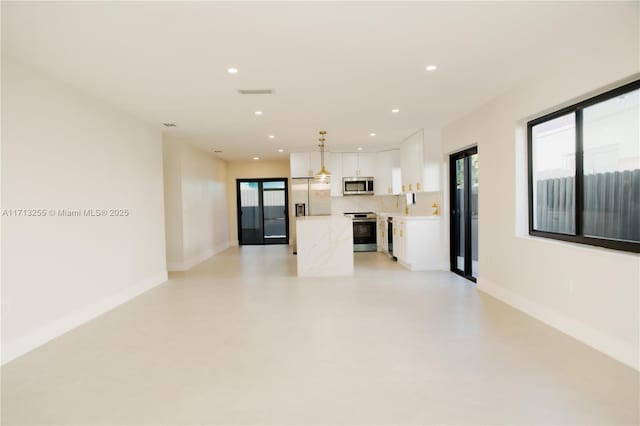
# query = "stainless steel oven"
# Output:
<box><xmin>344</xmin><ymin>212</ymin><xmax>377</xmax><ymax>252</ymax></box>
<box><xmin>343</xmin><ymin>177</ymin><xmax>374</xmax><ymax>195</ymax></box>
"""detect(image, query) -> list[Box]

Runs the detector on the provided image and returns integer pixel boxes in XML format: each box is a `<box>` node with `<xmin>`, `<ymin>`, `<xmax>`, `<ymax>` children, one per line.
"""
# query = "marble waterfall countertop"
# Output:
<box><xmin>296</xmin><ymin>215</ymin><xmax>353</xmax><ymax>277</ymax></box>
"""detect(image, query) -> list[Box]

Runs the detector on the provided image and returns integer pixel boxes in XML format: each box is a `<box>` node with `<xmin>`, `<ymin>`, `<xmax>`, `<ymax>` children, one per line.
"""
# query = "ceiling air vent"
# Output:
<box><xmin>163</xmin><ymin>123</ymin><xmax>177</xmax><ymax>127</ymax></box>
<box><xmin>237</xmin><ymin>89</ymin><xmax>275</xmax><ymax>95</ymax></box>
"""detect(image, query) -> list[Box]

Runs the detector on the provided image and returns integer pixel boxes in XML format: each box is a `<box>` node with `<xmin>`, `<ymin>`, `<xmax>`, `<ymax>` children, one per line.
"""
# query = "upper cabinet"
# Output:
<box><xmin>399</xmin><ymin>130</ymin><xmax>441</xmax><ymax>193</ymax></box>
<box><xmin>342</xmin><ymin>152</ymin><xmax>375</xmax><ymax>177</ymax></box>
<box><xmin>290</xmin><ymin>152</ymin><xmax>312</xmax><ymax>178</ymax></box>
<box><xmin>421</xmin><ymin>130</ymin><xmax>442</xmax><ymax>192</ymax></box>
<box><xmin>375</xmin><ymin>149</ymin><xmax>402</xmax><ymax>195</ymax></box>
<box><xmin>358</xmin><ymin>153</ymin><xmax>376</xmax><ymax>177</ymax></box>
<box><xmin>327</xmin><ymin>152</ymin><xmax>343</xmax><ymax>197</ymax></box>
<box><xmin>341</xmin><ymin>153</ymin><xmax>357</xmax><ymax>177</ymax></box>
<box><xmin>290</xmin><ymin>152</ymin><xmax>325</xmax><ymax>178</ymax></box>
<box><xmin>399</xmin><ymin>132</ymin><xmax>423</xmax><ymax>193</ymax></box>
<box><xmin>291</xmin><ymin>130</ymin><xmax>441</xmax><ymax>193</ymax></box>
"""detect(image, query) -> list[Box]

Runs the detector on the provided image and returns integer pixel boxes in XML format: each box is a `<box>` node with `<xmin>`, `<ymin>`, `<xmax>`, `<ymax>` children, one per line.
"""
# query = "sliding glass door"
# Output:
<box><xmin>450</xmin><ymin>147</ymin><xmax>478</xmax><ymax>282</ymax></box>
<box><xmin>237</xmin><ymin>178</ymin><xmax>289</xmax><ymax>245</ymax></box>
<box><xmin>262</xmin><ymin>181</ymin><xmax>288</xmax><ymax>243</ymax></box>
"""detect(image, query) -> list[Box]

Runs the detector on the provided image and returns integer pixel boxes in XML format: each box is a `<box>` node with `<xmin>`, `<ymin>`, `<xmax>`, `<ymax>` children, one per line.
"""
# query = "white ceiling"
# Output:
<box><xmin>2</xmin><ymin>1</ymin><xmax>637</xmax><ymax>160</ymax></box>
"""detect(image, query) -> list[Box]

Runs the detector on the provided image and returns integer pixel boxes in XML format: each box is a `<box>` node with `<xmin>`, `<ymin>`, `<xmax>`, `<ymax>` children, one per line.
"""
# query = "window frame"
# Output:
<box><xmin>527</xmin><ymin>79</ymin><xmax>640</xmax><ymax>253</ymax></box>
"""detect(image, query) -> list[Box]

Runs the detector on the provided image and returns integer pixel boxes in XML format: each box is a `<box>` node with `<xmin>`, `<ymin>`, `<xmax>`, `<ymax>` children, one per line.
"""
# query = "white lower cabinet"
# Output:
<box><xmin>392</xmin><ymin>217</ymin><xmax>443</xmax><ymax>271</ymax></box>
<box><xmin>393</xmin><ymin>219</ymin><xmax>405</xmax><ymax>261</ymax></box>
<box><xmin>377</xmin><ymin>216</ymin><xmax>388</xmax><ymax>253</ymax></box>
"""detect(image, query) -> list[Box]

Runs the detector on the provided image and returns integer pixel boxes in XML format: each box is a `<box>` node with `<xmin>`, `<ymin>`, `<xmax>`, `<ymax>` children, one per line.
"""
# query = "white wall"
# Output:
<box><xmin>1</xmin><ymin>59</ymin><xmax>168</xmax><ymax>364</ymax></box>
<box><xmin>442</xmin><ymin>34</ymin><xmax>640</xmax><ymax>368</ymax></box>
<box><xmin>163</xmin><ymin>137</ymin><xmax>229</xmax><ymax>271</ymax></box>
<box><xmin>163</xmin><ymin>138</ymin><xmax>184</xmax><ymax>266</ymax></box>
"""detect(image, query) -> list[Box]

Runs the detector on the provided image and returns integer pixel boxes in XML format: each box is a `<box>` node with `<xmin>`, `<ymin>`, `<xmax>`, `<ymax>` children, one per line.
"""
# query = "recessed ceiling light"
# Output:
<box><xmin>277</xmin><ymin>149</ymin><xmax>284</xmax><ymax>153</ymax></box>
<box><xmin>369</xmin><ymin>133</ymin><xmax>376</xmax><ymax>137</ymax></box>
<box><xmin>227</xmin><ymin>67</ymin><xmax>238</xmax><ymax>74</ymax></box>
<box><xmin>426</xmin><ymin>65</ymin><xmax>437</xmax><ymax>71</ymax></box>
<box><xmin>391</xmin><ymin>108</ymin><xmax>400</xmax><ymax>113</ymax></box>
<box><xmin>268</xmin><ymin>135</ymin><xmax>275</xmax><ymax>139</ymax></box>
<box><xmin>253</xmin><ymin>156</ymin><xmax>260</xmax><ymax>160</ymax></box>
<box><xmin>254</xmin><ymin>111</ymin><xmax>263</xmax><ymax>115</ymax></box>
<box><xmin>357</xmin><ymin>147</ymin><xmax>363</xmax><ymax>151</ymax></box>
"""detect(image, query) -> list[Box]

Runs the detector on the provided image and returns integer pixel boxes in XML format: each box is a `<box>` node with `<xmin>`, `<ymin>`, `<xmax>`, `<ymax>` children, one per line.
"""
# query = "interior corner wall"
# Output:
<box><xmin>225</xmin><ymin>160</ymin><xmax>290</xmax><ymax>245</ymax></box>
<box><xmin>1</xmin><ymin>58</ymin><xmax>168</xmax><ymax>364</ymax></box>
<box><xmin>162</xmin><ymin>137</ymin><xmax>230</xmax><ymax>271</ymax></box>
<box><xmin>441</xmin><ymin>35</ymin><xmax>640</xmax><ymax>368</ymax></box>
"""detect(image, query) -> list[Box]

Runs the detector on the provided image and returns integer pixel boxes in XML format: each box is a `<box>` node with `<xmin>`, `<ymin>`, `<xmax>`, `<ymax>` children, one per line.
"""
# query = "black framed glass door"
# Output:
<box><xmin>450</xmin><ymin>147</ymin><xmax>478</xmax><ymax>282</ymax></box>
<box><xmin>237</xmin><ymin>178</ymin><xmax>289</xmax><ymax>245</ymax></box>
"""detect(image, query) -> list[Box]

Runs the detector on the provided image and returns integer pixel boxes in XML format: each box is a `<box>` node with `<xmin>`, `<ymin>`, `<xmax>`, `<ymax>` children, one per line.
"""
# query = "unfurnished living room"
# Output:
<box><xmin>1</xmin><ymin>1</ymin><xmax>639</xmax><ymax>425</ymax></box>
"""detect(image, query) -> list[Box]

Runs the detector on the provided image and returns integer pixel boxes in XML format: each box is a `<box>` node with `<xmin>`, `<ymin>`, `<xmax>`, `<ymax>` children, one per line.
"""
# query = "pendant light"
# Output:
<box><xmin>314</xmin><ymin>130</ymin><xmax>331</xmax><ymax>182</ymax></box>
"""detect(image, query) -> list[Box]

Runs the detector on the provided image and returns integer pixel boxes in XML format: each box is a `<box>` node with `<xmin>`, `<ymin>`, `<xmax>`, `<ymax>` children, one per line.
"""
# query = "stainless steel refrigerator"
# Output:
<box><xmin>291</xmin><ymin>178</ymin><xmax>331</xmax><ymax>253</ymax></box>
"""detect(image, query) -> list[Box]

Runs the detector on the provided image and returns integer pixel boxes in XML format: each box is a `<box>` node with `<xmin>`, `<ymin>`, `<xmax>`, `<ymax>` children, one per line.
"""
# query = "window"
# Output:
<box><xmin>531</xmin><ymin>113</ymin><xmax>576</xmax><ymax>235</ymax></box>
<box><xmin>528</xmin><ymin>79</ymin><xmax>640</xmax><ymax>253</ymax></box>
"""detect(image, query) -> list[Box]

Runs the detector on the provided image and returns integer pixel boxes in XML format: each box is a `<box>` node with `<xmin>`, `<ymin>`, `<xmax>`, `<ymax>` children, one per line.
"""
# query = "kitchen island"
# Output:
<box><xmin>296</xmin><ymin>215</ymin><xmax>353</xmax><ymax>277</ymax></box>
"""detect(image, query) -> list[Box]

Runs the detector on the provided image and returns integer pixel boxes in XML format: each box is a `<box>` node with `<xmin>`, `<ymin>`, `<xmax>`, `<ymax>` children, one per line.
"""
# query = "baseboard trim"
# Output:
<box><xmin>216</xmin><ymin>241</ymin><xmax>231</xmax><ymax>251</ymax></box>
<box><xmin>398</xmin><ymin>259</ymin><xmax>449</xmax><ymax>271</ymax></box>
<box><xmin>167</xmin><ymin>241</ymin><xmax>230</xmax><ymax>272</ymax></box>
<box><xmin>477</xmin><ymin>277</ymin><xmax>639</xmax><ymax>371</ymax></box>
<box><xmin>167</xmin><ymin>261</ymin><xmax>185</xmax><ymax>271</ymax></box>
<box><xmin>1</xmin><ymin>270</ymin><xmax>168</xmax><ymax>365</ymax></box>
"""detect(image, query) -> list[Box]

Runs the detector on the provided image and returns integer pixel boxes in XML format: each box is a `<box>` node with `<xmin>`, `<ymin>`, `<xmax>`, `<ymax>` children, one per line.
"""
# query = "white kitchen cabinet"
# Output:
<box><xmin>377</xmin><ymin>215</ymin><xmax>388</xmax><ymax>252</ymax></box>
<box><xmin>357</xmin><ymin>153</ymin><xmax>376</xmax><ymax>177</ymax></box>
<box><xmin>341</xmin><ymin>153</ymin><xmax>357</xmax><ymax>177</ymax></box>
<box><xmin>328</xmin><ymin>152</ymin><xmax>343</xmax><ymax>197</ymax></box>
<box><xmin>399</xmin><ymin>130</ymin><xmax>442</xmax><ymax>193</ymax></box>
<box><xmin>290</xmin><ymin>153</ymin><xmax>313</xmax><ymax>178</ymax></box>
<box><xmin>291</xmin><ymin>137</ymin><xmax>440</xmax><ymax>193</ymax></box>
<box><xmin>392</xmin><ymin>216</ymin><xmax>443</xmax><ymax>271</ymax></box>
<box><xmin>399</xmin><ymin>132</ymin><xmax>424</xmax><ymax>193</ymax></box>
<box><xmin>392</xmin><ymin>219</ymin><xmax>406</xmax><ymax>262</ymax></box>
<box><xmin>421</xmin><ymin>131</ymin><xmax>442</xmax><ymax>192</ymax></box>
<box><xmin>342</xmin><ymin>152</ymin><xmax>376</xmax><ymax>177</ymax></box>
<box><xmin>375</xmin><ymin>149</ymin><xmax>402</xmax><ymax>195</ymax></box>
<box><xmin>290</xmin><ymin>152</ymin><xmax>325</xmax><ymax>178</ymax></box>
<box><xmin>309</xmin><ymin>151</ymin><xmax>323</xmax><ymax>176</ymax></box>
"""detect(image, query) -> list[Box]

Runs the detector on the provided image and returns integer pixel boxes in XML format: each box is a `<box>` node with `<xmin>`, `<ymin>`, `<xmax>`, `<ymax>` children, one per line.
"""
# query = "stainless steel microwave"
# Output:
<box><xmin>343</xmin><ymin>177</ymin><xmax>374</xmax><ymax>195</ymax></box>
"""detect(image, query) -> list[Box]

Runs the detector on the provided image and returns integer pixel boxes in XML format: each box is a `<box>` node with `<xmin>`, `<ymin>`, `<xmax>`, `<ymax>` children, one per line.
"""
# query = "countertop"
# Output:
<box><xmin>296</xmin><ymin>215</ymin><xmax>349</xmax><ymax>221</ymax></box>
<box><xmin>377</xmin><ymin>212</ymin><xmax>442</xmax><ymax>220</ymax></box>
<box><xmin>296</xmin><ymin>213</ymin><xmax>441</xmax><ymax>221</ymax></box>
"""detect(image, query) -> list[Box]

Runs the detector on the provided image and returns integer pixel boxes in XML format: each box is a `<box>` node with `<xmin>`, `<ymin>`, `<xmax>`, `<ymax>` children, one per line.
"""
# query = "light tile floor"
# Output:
<box><xmin>2</xmin><ymin>246</ymin><xmax>638</xmax><ymax>425</ymax></box>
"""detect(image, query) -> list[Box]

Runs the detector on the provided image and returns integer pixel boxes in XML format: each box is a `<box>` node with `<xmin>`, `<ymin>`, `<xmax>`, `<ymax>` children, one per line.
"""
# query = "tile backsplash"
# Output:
<box><xmin>330</xmin><ymin>192</ymin><xmax>442</xmax><ymax>216</ymax></box>
<box><xmin>411</xmin><ymin>192</ymin><xmax>443</xmax><ymax>216</ymax></box>
<box><xmin>330</xmin><ymin>195</ymin><xmax>380</xmax><ymax>215</ymax></box>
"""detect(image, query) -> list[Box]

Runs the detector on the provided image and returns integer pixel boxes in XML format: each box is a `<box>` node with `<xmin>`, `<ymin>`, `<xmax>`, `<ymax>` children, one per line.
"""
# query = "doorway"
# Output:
<box><xmin>450</xmin><ymin>147</ymin><xmax>478</xmax><ymax>282</ymax></box>
<box><xmin>236</xmin><ymin>178</ymin><xmax>289</xmax><ymax>245</ymax></box>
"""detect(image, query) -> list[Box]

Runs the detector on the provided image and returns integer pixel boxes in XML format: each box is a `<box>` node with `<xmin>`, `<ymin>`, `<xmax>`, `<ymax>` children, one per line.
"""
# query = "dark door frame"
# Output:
<box><xmin>449</xmin><ymin>146</ymin><xmax>478</xmax><ymax>283</ymax></box>
<box><xmin>236</xmin><ymin>178</ymin><xmax>289</xmax><ymax>246</ymax></box>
